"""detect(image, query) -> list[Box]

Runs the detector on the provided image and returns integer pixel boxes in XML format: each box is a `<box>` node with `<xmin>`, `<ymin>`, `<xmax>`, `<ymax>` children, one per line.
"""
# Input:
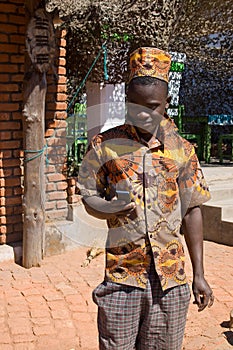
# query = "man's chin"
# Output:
<box><xmin>135</xmin><ymin>125</ymin><xmax>154</xmax><ymax>135</ymax></box>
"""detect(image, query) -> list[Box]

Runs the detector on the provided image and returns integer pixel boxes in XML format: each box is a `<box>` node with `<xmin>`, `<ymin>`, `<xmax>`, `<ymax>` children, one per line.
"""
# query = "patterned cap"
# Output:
<box><xmin>129</xmin><ymin>47</ymin><xmax>171</xmax><ymax>83</ymax></box>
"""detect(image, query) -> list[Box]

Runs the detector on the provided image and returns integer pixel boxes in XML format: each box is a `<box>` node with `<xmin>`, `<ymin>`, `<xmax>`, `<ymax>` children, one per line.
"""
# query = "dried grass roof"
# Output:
<box><xmin>45</xmin><ymin>0</ymin><xmax>232</xmax><ymax>115</ymax></box>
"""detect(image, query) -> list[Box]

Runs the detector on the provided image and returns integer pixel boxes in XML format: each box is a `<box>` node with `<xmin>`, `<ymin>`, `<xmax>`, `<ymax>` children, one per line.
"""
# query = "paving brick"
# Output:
<box><xmin>32</xmin><ymin>325</ymin><xmax>56</xmax><ymax>336</ymax></box>
<box><xmin>0</xmin><ymin>345</ymin><xmax>14</xmax><ymax>350</ymax></box>
<box><xmin>14</xmin><ymin>343</ymin><xmax>35</xmax><ymax>350</ymax></box>
<box><xmin>0</xmin><ymin>241</ymin><xmax>232</xmax><ymax>349</ymax></box>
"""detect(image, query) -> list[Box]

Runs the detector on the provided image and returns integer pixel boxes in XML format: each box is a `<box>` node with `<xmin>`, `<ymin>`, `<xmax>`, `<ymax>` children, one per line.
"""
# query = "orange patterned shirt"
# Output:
<box><xmin>78</xmin><ymin>115</ymin><xmax>210</xmax><ymax>291</ymax></box>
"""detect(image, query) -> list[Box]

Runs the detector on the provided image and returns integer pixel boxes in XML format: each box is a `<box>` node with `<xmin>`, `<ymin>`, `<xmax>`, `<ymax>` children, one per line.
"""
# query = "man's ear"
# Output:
<box><xmin>165</xmin><ymin>95</ymin><xmax>172</xmax><ymax>109</ymax></box>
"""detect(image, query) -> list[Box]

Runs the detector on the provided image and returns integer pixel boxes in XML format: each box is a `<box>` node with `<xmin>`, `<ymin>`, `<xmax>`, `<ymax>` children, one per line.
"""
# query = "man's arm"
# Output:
<box><xmin>82</xmin><ymin>195</ymin><xmax>136</xmax><ymax>220</ymax></box>
<box><xmin>182</xmin><ymin>206</ymin><xmax>214</xmax><ymax>312</ymax></box>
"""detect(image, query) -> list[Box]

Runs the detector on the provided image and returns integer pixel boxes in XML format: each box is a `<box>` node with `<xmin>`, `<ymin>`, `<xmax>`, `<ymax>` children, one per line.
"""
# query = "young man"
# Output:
<box><xmin>78</xmin><ymin>47</ymin><xmax>214</xmax><ymax>349</ymax></box>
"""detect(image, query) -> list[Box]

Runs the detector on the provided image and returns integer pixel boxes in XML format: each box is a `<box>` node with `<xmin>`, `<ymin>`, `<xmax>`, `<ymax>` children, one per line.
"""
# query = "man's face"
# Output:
<box><xmin>127</xmin><ymin>82</ymin><xmax>170</xmax><ymax>136</ymax></box>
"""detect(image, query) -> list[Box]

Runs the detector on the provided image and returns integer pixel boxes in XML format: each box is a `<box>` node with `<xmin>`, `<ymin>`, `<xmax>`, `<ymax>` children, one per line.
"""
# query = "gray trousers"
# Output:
<box><xmin>93</xmin><ymin>270</ymin><xmax>190</xmax><ymax>350</ymax></box>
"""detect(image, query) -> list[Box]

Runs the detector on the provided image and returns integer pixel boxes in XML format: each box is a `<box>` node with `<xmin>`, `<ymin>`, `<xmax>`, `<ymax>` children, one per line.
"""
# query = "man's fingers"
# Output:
<box><xmin>195</xmin><ymin>293</ymin><xmax>214</xmax><ymax>312</ymax></box>
<box><xmin>208</xmin><ymin>293</ymin><xmax>215</xmax><ymax>308</ymax></box>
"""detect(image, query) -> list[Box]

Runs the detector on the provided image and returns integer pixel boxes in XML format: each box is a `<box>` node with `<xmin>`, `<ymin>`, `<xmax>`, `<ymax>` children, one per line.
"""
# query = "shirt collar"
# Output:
<box><xmin>125</xmin><ymin>112</ymin><xmax>176</xmax><ymax>149</ymax></box>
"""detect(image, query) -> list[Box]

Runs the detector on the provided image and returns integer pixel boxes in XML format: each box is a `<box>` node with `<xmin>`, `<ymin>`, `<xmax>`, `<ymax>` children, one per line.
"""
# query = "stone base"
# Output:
<box><xmin>0</xmin><ymin>244</ymin><xmax>15</xmax><ymax>263</ymax></box>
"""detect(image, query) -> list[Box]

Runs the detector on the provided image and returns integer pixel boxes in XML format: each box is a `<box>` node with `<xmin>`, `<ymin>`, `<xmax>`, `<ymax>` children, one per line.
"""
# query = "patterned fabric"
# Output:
<box><xmin>129</xmin><ymin>47</ymin><xmax>171</xmax><ymax>83</ymax></box>
<box><xmin>78</xmin><ymin>115</ymin><xmax>210</xmax><ymax>291</ymax></box>
<box><xmin>93</xmin><ymin>268</ymin><xmax>191</xmax><ymax>350</ymax></box>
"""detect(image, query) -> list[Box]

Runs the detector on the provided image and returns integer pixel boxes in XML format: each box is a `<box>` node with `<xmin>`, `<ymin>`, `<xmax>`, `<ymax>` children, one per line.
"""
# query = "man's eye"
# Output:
<box><xmin>150</xmin><ymin>105</ymin><xmax>158</xmax><ymax>111</ymax></box>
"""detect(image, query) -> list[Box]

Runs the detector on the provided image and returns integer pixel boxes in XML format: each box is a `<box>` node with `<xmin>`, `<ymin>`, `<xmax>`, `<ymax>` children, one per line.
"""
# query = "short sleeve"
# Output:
<box><xmin>77</xmin><ymin>138</ymin><xmax>107</xmax><ymax>198</ymax></box>
<box><xmin>178</xmin><ymin>150</ymin><xmax>211</xmax><ymax>215</ymax></box>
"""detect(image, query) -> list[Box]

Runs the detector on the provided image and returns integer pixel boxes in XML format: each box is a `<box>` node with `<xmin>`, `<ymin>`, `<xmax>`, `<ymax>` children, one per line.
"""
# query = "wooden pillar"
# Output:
<box><xmin>22</xmin><ymin>1</ymin><xmax>55</xmax><ymax>267</ymax></box>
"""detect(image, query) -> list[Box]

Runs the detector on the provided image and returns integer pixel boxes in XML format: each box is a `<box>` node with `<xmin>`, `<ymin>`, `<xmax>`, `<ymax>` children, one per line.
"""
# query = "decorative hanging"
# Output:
<box><xmin>26</xmin><ymin>8</ymin><xmax>56</xmax><ymax>73</ymax></box>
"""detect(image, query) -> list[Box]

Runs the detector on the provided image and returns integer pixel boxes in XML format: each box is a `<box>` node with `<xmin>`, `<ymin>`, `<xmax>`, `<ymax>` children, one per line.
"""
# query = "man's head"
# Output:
<box><xmin>126</xmin><ymin>47</ymin><xmax>171</xmax><ymax>138</ymax></box>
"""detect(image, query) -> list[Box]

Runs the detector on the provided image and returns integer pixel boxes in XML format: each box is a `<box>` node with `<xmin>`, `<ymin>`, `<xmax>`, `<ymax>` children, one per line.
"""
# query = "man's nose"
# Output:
<box><xmin>137</xmin><ymin>111</ymin><xmax>151</xmax><ymax>118</ymax></box>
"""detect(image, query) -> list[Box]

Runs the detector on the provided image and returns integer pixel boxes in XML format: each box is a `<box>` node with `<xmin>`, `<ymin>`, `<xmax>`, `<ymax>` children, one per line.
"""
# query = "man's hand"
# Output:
<box><xmin>192</xmin><ymin>275</ymin><xmax>214</xmax><ymax>312</ymax></box>
<box><xmin>182</xmin><ymin>206</ymin><xmax>214</xmax><ymax>312</ymax></box>
<box><xmin>82</xmin><ymin>195</ymin><xmax>136</xmax><ymax>220</ymax></box>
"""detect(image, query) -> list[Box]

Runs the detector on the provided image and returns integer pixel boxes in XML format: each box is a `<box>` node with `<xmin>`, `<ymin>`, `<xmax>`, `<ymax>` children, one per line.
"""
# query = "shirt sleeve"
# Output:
<box><xmin>178</xmin><ymin>147</ymin><xmax>211</xmax><ymax>215</ymax></box>
<box><xmin>77</xmin><ymin>136</ymin><xmax>107</xmax><ymax>198</ymax></box>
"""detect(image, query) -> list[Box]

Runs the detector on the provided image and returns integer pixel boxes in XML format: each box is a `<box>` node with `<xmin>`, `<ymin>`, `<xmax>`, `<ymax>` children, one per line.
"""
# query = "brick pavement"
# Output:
<box><xmin>0</xmin><ymin>241</ymin><xmax>232</xmax><ymax>350</ymax></box>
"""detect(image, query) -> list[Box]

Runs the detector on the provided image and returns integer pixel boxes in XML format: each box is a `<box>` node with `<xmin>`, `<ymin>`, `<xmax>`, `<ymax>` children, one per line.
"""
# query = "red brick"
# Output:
<box><xmin>0</xmin><ymin>34</ymin><xmax>8</xmax><ymax>42</ymax></box>
<box><xmin>48</xmin><ymin>102</ymin><xmax>67</xmax><ymax>110</ymax></box>
<box><xmin>57</xmin><ymin>93</ymin><xmax>67</xmax><ymax>102</ymax></box>
<box><xmin>58</xmin><ymin>57</ymin><xmax>66</xmax><ymax>66</ymax></box>
<box><xmin>58</xmin><ymin>67</ymin><xmax>66</xmax><ymax>75</ymax></box>
<box><xmin>44</xmin><ymin>128</ymin><xmax>54</xmax><ymax>137</ymax></box>
<box><xmin>0</xmin><ymin>43</ymin><xmax>18</xmax><ymax>53</ymax></box>
<box><xmin>0</xmin><ymin>121</ymin><xmax>21</xmax><ymax>130</ymax></box>
<box><xmin>56</xmin><ymin>181</ymin><xmax>68</xmax><ymax>190</ymax></box>
<box><xmin>1</xmin><ymin>150</ymin><xmax>12</xmax><ymax>158</ymax></box>
<box><xmin>0</xmin><ymin>4</ymin><xmax>17</xmax><ymax>13</ymax></box>
<box><xmin>46</xmin><ymin>120</ymin><xmax>67</xmax><ymax>129</ymax></box>
<box><xmin>0</xmin><ymin>140</ymin><xmax>21</xmax><ymax>150</ymax></box>
<box><xmin>12</xmin><ymin>131</ymin><xmax>22</xmax><ymax>140</ymax></box>
<box><xmin>5</xmin><ymin>197</ymin><xmax>22</xmax><ymax>206</ymax></box>
<box><xmin>0</xmin><ymin>206</ymin><xmax>6</xmax><ymax>216</ymax></box>
<box><xmin>5</xmin><ymin>177</ymin><xmax>21</xmax><ymax>187</ymax></box>
<box><xmin>67</xmin><ymin>187</ymin><xmax>75</xmax><ymax>196</ymax></box>
<box><xmin>9</xmin><ymin>15</ymin><xmax>25</xmax><ymax>25</ymax></box>
<box><xmin>0</xmin><ymin>14</ymin><xmax>8</xmax><ymax>22</ymax></box>
<box><xmin>46</xmin><ymin>183</ymin><xmax>56</xmax><ymax>193</ymax></box>
<box><xmin>48</xmin><ymin>191</ymin><xmax>67</xmax><ymax>201</ymax></box>
<box><xmin>2</xmin><ymin>158</ymin><xmax>20</xmax><ymax>167</ymax></box>
<box><xmin>0</xmin><ymin>74</ymin><xmax>10</xmax><ymax>82</ymax></box>
<box><xmin>0</xmin><ymin>54</ymin><xmax>9</xmax><ymax>63</ymax></box>
<box><xmin>0</xmin><ymin>225</ymin><xmax>7</xmax><ymax>235</ymax></box>
<box><xmin>13</xmin><ymin>206</ymin><xmax>22</xmax><ymax>215</ymax></box>
<box><xmin>57</xmin><ymin>75</ymin><xmax>66</xmax><ymax>84</ymax></box>
<box><xmin>5</xmin><ymin>188</ymin><xmax>13</xmax><ymax>196</ymax></box>
<box><xmin>57</xmin><ymin>84</ymin><xmax>67</xmax><ymax>93</ymax></box>
<box><xmin>0</xmin><ymin>84</ymin><xmax>19</xmax><ymax>92</ymax></box>
<box><xmin>13</xmin><ymin>168</ymin><xmax>22</xmax><ymax>176</ymax></box>
<box><xmin>44</xmin><ymin>165</ymin><xmax>56</xmax><ymax>174</ymax></box>
<box><xmin>13</xmin><ymin>187</ymin><xmax>22</xmax><ymax>196</ymax></box>
<box><xmin>0</xmin><ymin>103</ymin><xmax>20</xmax><ymax>111</ymax></box>
<box><xmin>0</xmin><ymin>234</ymin><xmax>6</xmax><ymax>244</ymax></box>
<box><xmin>9</xmin><ymin>34</ymin><xmax>25</xmax><ymax>44</ymax></box>
<box><xmin>47</xmin><ymin>173</ymin><xmax>66</xmax><ymax>182</ymax></box>
<box><xmin>0</xmin><ymin>131</ymin><xmax>11</xmax><ymax>140</ymax></box>
<box><xmin>57</xmin><ymin>200</ymin><xmax>67</xmax><ymax>209</ymax></box>
<box><xmin>10</xmin><ymin>73</ymin><xmax>24</xmax><ymax>82</ymax></box>
<box><xmin>60</xmin><ymin>29</ymin><xmax>67</xmax><ymax>38</ymax></box>
<box><xmin>0</xmin><ymin>197</ymin><xmax>6</xmax><ymax>206</ymax></box>
<box><xmin>0</xmin><ymin>112</ymin><xmax>11</xmax><ymax>120</ymax></box>
<box><xmin>0</xmin><ymin>94</ymin><xmax>10</xmax><ymax>102</ymax></box>
<box><xmin>12</xmin><ymin>112</ymin><xmax>22</xmax><ymax>120</ymax></box>
<box><xmin>55</xmin><ymin>111</ymin><xmax>67</xmax><ymax>119</ymax></box>
<box><xmin>68</xmin><ymin>196</ymin><xmax>80</xmax><ymax>204</ymax></box>
<box><xmin>18</xmin><ymin>25</ymin><xmax>25</xmax><ymax>34</ymax></box>
<box><xmin>0</xmin><ymin>217</ymin><xmax>6</xmax><ymax>225</ymax></box>
<box><xmin>59</xmin><ymin>38</ymin><xmax>66</xmax><ymax>47</ymax></box>
<box><xmin>45</xmin><ymin>201</ymin><xmax>56</xmax><ymax>211</ymax></box>
<box><xmin>46</xmin><ymin>209</ymin><xmax>67</xmax><ymax>220</ymax></box>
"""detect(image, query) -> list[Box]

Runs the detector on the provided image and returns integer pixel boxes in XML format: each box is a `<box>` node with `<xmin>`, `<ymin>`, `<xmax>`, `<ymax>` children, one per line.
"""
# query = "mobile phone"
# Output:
<box><xmin>116</xmin><ymin>190</ymin><xmax>131</xmax><ymax>204</ymax></box>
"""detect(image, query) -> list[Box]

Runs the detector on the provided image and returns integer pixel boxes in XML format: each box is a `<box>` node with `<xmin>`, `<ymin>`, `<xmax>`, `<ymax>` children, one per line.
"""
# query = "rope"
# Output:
<box><xmin>67</xmin><ymin>41</ymin><xmax>109</xmax><ymax>113</ymax></box>
<box><xmin>103</xmin><ymin>43</ymin><xmax>109</xmax><ymax>81</ymax></box>
<box><xmin>24</xmin><ymin>42</ymin><xmax>109</xmax><ymax>164</ymax></box>
<box><xmin>24</xmin><ymin>144</ymin><xmax>48</xmax><ymax>163</ymax></box>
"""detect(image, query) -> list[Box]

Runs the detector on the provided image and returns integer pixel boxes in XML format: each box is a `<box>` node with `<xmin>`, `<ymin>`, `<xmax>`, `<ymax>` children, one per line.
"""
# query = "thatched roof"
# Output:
<box><xmin>45</xmin><ymin>0</ymin><xmax>232</xmax><ymax>115</ymax></box>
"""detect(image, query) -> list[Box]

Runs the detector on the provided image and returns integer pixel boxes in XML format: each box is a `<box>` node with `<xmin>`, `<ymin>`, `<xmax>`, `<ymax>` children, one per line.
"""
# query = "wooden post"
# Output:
<box><xmin>22</xmin><ymin>1</ymin><xmax>55</xmax><ymax>267</ymax></box>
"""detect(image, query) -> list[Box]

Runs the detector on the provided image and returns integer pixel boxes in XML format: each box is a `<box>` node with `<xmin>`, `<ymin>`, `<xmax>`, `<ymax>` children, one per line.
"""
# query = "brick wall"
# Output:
<box><xmin>0</xmin><ymin>3</ymin><xmax>69</xmax><ymax>244</ymax></box>
<box><xmin>0</xmin><ymin>0</ymin><xmax>25</xmax><ymax>244</ymax></box>
<box><xmin>44</xmin><ymin>28</ymin><xmax>68</xmax><ymax>221</ymax></box>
